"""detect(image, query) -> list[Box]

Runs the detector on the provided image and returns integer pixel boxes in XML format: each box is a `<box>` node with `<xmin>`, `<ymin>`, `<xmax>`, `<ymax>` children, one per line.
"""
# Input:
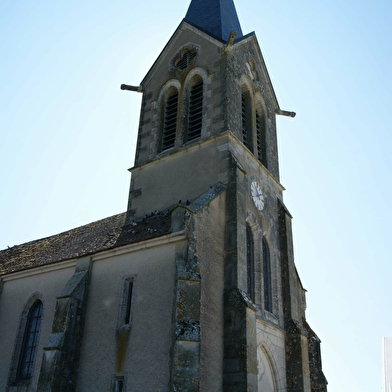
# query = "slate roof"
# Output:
<box><xmin>184</xmin><ymin>0</ymin><xmax>243</xmax><ymax>42</ymax></box>
<box><xmin>0</xmin><ymin>212</ymin><xmax>171</xmax><ymax>276</ymax></box>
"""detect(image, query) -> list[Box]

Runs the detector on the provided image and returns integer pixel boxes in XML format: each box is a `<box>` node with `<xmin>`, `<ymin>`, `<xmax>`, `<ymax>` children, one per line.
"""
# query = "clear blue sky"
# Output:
<box><xmin>1</xmin><ymin>1</ymin><xmax>391</xmax><ymax>390</ymax></box>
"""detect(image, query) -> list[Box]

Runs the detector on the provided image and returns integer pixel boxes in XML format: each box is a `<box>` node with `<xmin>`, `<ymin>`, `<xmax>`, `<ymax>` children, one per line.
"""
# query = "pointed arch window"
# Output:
<box><xmin>161</xmin><ymin>89</ymin><xmax>179</xmax><ymax>151</ymax></box>
<box><xmin>263</xmin><ymin>239</ymin><xmax>273</xmax><ymax>312</ymax></box>
<box><xmin>17</xmin><ymin>300</ymin><xmax>43</xmax><ymax>380</ymax></box>
<box><xmin>187</xmin><ymin>79</ymin><xmax>203</xmax><ymax>142</ymax></box>
<box><xmin>256</xmin><ymin>108</ymin><xmax>267</xmax><ymax>168</ymax></box>
<box><xmin>241</xmin><ymin>90</ymin><xmax>253</xmax><ymax>152</ymax></box>
<box><xmin>247</xmin><ymin>225</ymin><xmax>255</xmax><ymax>302</ymax></box>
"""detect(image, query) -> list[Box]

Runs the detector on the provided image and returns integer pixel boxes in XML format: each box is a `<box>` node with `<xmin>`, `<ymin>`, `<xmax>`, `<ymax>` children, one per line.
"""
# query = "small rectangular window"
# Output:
<box><xmin>115</xmin><ymin>376</ymin><xmax>124</xmax><ymax>392</ymax></box>
<box><xmin>111</xmin><ymin>373</ymin><xmax>127</xmax><ymax>392</ymax></box>
<box><xmin>124</xmin><ymin>281</ymin><xmax>133</xmax><ymax>325</ymax></box>
<box><xmin>118</xmin><ymin>275</ymin><xmax>136</xmax><ymax>328</ymax></box>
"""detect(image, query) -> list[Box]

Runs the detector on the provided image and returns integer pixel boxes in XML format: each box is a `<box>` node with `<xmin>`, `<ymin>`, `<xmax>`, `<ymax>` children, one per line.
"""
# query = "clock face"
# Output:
<box><xmin>251</xmin><ymin>181</ymin><xmax>264</xmax><ymax>211</ymax></box>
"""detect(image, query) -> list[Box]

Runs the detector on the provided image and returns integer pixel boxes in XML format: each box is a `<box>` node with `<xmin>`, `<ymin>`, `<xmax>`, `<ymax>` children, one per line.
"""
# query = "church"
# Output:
<box><xmin>0</xmin><ymin>0</ymin><xmax>327</xmax><ymax>391</ymax></box>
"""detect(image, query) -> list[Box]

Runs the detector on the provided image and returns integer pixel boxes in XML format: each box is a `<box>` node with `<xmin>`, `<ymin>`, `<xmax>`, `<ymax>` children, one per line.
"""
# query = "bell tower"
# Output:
<box><xmin>122</xmin><ymin>0</ymin><xmax>327</xmax><ymax>390</ymax></box>
<box><xmin>125</xmin><ymin>0</ymin><xmax>283</xmax><ymax>219</ymax></box>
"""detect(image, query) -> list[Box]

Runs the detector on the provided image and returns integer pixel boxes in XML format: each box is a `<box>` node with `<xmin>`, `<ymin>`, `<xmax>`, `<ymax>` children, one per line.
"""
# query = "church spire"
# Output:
<box><xmin>184</xmin><ymin>0</ymin><xmax>243</xmax><ymax>42</ymax></box>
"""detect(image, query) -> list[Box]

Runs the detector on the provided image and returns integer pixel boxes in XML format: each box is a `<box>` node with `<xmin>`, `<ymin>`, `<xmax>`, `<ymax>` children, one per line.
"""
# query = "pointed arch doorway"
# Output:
<box><xmin>257</xmin><ymin>345</ymin><xmax>277</xmax><ymax>392</ymax></box>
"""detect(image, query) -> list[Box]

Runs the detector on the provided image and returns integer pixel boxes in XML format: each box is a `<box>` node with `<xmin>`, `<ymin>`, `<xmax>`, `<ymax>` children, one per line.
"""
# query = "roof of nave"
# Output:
<box><xmin>0</xmin><ymin>212</ymin><xmax>171</xmax><ymax>276</ymax></box>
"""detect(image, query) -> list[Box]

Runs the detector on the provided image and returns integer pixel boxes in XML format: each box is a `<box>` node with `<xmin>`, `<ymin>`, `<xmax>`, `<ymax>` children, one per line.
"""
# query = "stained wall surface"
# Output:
<box><xmin>0</xmin><ymin>264</ymin><xmax>75</xmax><ymax>391</ymax></box>
<box><xmin>195</xmin><ymin>191</ymin><xmax>226</xmax><ymax>391</ymax></box>
<box><xmin>76</xmin><ymin>240</ymin><xmax>181</xmax><ymax>391</ymax></box>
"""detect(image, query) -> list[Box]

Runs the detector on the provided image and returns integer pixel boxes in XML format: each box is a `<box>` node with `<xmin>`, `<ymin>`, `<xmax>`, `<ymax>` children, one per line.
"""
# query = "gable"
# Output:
<box><xmin>141</xmin><ymin>21</ymin><xmax>224</xmax><ymax>89</ymax></box>
<box><xmin>230</xmin><ymin>33</ymin><xmax>280</xmax><ymax>112</ymax></box>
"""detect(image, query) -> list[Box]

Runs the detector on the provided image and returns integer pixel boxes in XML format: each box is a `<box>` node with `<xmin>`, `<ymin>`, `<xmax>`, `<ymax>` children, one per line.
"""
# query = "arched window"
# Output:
<box><xmin>17</xmin><ymin>300</ymin><xmax>43</xmax><ymax>381</ymax></box>
<box><xmin>241</xmin><ymin>90</ymin><xmax>253</xmax><ymax>152</ymax></box>
<box><xmin>161</xmin><ymin>89</ymin><xmax>179</xmax><ymax>151</ymax></box>
<box><xmin>263</xmin><ymin>239</ymin><xmax>272</xmax><ymax>312</ymax></box>
<box><xmin>8</xmin><ymin>295</ymin><xmax>44</xmax><ymax>387</ymax></box>
<box><xmin>256</xmin><ymin>108</ymin><xmax>267</xmax><ymax>168</ymax></box>
<box><xmin>247</xmin><ymin>225</ymin><xmax>255</xmax><ymax>302</ymax></box>
<box><xmin>174</xmin><ymin>49</ymin><xmax>197</xmax><ymax>70</ymax></box>
<box><xmin>186</xmin><ymin>79</ymin><xmax>203</xmax><ymax>142</ymax></box>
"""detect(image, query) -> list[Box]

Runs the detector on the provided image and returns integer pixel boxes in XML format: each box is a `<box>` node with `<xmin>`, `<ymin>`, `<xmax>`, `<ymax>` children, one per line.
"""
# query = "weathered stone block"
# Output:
<box><xmin>175</xmin><ymin>319</ymin><xmax>201</xmax><ymax>341</ymax></box>
<box><xmin>172</xmin><ymin>341</ymin><xmax>200</xmax><ymax>392</ymax></box>
<box><xmin>177</xmin><ymin>256</ymin><xmax>201</xmax><ymax>281</ymax></box>
<box><xmin>176</xmin><ymin>280</ymin><xmax>201</xmax><ymax>320</ymax></box>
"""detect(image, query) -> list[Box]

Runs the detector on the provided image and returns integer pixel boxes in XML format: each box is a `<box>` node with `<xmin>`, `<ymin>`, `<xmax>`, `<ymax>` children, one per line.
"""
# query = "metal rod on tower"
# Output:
<box><xmin>275</xmin><ymin>109</ymin><xmax>296</xmax><ymax>118</ymax></box>
<box><xmin>120</xmin><ymin>84</ymin><xmax>143</xmax><ymax>92</ymax></box>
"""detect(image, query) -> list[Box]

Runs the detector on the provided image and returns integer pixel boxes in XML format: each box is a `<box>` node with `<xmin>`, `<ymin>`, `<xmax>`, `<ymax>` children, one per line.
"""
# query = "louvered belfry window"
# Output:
<box><xmin>187</xmin><ymin>80</ymin><xmax>203</xmax><ymax>141</ymax></box>
<box><xmin>241</xmin><ymin>92</ymin><xmax>253</xmax><ymax>152</ymax></box>
<box><xmin>162</xmin><ymin>91</ymin><xmax>178</xmax><ymax>150</ymax></box>
<box><xmin>176</xmin><ymin>50</ymin><xmax>197</xmax><ymax>70</ymax></box>
<box><xmin>17</xmin><ymin>300</ymin><xmax>43</xmax><ymax>380</ymax></box>
<box><xmin>256</xmin><ymin>110</ymin><xmax>267</xmax><ymax>167</ymax></box>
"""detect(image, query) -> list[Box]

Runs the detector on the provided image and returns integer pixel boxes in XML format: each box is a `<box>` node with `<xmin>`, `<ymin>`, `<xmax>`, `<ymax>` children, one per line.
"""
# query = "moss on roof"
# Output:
<box><xmin>0</xmin><ymin>212</ymin><xmax>171</xmax><ymax>276</ymax></box>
